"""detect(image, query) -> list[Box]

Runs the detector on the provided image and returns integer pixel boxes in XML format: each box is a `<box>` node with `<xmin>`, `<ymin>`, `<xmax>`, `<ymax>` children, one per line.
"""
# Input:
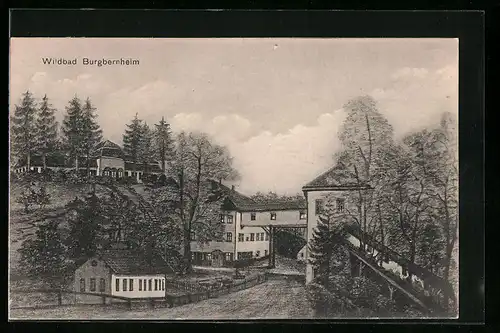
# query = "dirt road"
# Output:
<box><xmin>10</xmin><ymin>277</ymin><xmax>314</xmax><ymax>320</ymax></box>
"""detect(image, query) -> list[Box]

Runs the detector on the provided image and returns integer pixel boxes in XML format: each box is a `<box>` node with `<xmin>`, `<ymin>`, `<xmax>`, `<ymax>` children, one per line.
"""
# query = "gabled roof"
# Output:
<box><xmin>208</xmin><ymin>180</ymin><xmax>256</xmax><ymax>210</ymax></box>
<box><xmin>99</xmin><ymin>248</ymin><xmax>173</xmax><ymax>275</ymax></box>
<box><xmin>302</xmin><ymin>164</ymin><xmax>371</xmax><ymax>191</ymax></box>
<box><xmin>208</xmin><ymin>180</ymin><xmax>306</xmax><ymax>212</ymax></box>
<box><xmin>93</xmin><ymin>140</ymin><xmax>124</xmax><ymax>159</ymax></box>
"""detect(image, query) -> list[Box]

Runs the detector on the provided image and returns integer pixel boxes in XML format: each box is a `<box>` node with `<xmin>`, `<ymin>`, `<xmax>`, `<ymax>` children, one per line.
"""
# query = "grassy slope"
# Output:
<box><xmin>9</xmin><ymin>180</ymin><xmax>111</xmax><ymax>279</ymax></box>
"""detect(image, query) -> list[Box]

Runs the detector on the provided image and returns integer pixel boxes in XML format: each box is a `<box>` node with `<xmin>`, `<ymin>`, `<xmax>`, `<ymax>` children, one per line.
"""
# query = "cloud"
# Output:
<box><xmin>231</xmin><ymin>111</ymin><xmax>345</xmax><ymax>195</ymax></box>
<box><xmin>164</xmin><ymin>110</ymin><xmax>346</xmax><ymax>195</ymax></box>
<box><xmin>391</xmin><ymin>67</ymin><xmax>429</xmax><ymax>80</ymax></box>
<box><xmin>371</xmin><ymin>64</ymin><xmax>458</xmax><ymax>138</ymax></box>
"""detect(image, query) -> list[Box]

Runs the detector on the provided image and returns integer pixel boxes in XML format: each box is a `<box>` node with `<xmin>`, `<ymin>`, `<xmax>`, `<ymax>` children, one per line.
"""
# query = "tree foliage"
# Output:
<box><xmin>81</xmin><ymin>98</ymin><xmax>102</xmax><ymax>175</ymax></box>
<box><xmin>18</xmin><ymin>220</ymin><xmax>71</xmax><ymax>288</ymax></box>
<box><xmin>123</xmin><ymin>113</ymin><xmax>143</xmax><ymax>169</ymax></box>
<box><xmin>35</xmin><ymin>95</ymin><xmax>59</xmax><ymax>170</ymax></box>
<box><xmin>154</xmin><ymin>116</ymin><xmax>175</xmax><ymax>173</ymax></box>
<box><xmin>11</xmin><ymin>91</ymin><xmax>38</xmax><ymax>169</ymax></box>
<box><xmin>149</xmin><ymin>131</ymin><xmax>238</xmax><ymax>272</ymax></box>
<box><xmin>62</xmin><ymin>96</ymin><xmax>85</xmax><ymax>171</ymax></box>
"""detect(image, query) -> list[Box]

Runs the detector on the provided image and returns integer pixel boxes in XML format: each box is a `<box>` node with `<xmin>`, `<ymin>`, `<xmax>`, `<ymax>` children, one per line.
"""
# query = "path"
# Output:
<box><xmin>10</xmin><ymin>277</ymin><xmax>314</xmax><ymax>320</ymax></box>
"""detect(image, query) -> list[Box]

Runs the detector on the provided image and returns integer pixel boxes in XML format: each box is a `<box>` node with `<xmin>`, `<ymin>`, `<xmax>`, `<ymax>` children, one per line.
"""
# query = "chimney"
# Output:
<box><xmin>219</xmin><ymin>179</ymin><xmax>222</xmax><ymax>184</ymax></box>
<box><xmin>231</xmin><ymin>185</ymin><xmax>235</xmax><ymax>191</ymax></box>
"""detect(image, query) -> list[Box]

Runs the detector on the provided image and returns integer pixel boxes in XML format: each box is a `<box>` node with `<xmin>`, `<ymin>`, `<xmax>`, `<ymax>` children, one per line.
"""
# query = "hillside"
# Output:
<box><xmin>9</xmin><ymin>179</ymin><xmax>112</xmax><ymax>278</ymax></box>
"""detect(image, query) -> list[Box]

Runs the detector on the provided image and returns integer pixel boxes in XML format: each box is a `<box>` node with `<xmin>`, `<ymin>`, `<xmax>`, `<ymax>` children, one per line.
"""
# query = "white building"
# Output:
<box><xmin>191</xmin><ymin>181</ymin><xmax>307</xmax><ymax>266</ymax></box>
<box><xmin>302</xmin><ymin>164</ymin><xmax>371</xmax><ymax>284</ymax></box>
<box><xmin>73</xmin><ymin>247</ymin><xmax>173</xmax><ymax>303</ymax></box>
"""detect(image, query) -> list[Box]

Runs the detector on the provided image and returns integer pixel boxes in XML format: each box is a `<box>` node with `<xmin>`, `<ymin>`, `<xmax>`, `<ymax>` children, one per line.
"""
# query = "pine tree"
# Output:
<box><xmin>123</xmin><ymin>113</ymin><xmax>143</xmax><ymax>173</ymax></box>
<box><xmin>35</xmin><ymin>95</ymin><xmax>59</xmax><ymax>170</ymax></box>
<box><xmin>62</xmin><ymin>96</ymin><xmax>84</xmax><ymax>172</ymax></box>
<box><xmin>81</xmin><ymin>98</ymin><xmax>102</xmax><ymax>177</ymax></box>
<box><xmin>11</xmin><ymin>91</ymin><xmax>38</xmax><ymax>170</ymax></box>
<box><xmin>138</xmin><ymin>122</ymin><xmax>155</xmax><ymax>174</ymax></box>
<box><xmin>154</xmin><ymin>116</ymin><xmax>174</xmax><ymax>173</ymax></box>
<box><xmin>308</xmin><ymin>216</ymin><xmax>333</xmax><ymax>287</ymax></box>
<box><xmin>18</xmin><ymin>220</ymin><xmax>69</xmax><ymax>288</ymax></box>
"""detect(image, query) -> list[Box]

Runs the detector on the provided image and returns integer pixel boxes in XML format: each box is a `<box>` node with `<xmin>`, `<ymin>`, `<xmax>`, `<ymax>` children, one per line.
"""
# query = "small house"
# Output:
<box><xmin>297</xmin><ymin>245</ymin><xmax>307</xmax><ymax>262</ymax></box>
<box><xmin>73</xmin><ymin>248</ymin><xmax>174</xmax><ymax>304</ymax></box>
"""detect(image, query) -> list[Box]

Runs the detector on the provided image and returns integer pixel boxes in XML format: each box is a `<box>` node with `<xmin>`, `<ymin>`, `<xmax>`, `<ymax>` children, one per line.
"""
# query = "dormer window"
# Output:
<box><xmin>250</xmin><ymin>212</ymin><xmax>256</xmax><ymax>221</ymax></box>
<box><xmin>270</xmin><ymin>212</ymin><xmax>277</xmax><ymax>220</ymax></box>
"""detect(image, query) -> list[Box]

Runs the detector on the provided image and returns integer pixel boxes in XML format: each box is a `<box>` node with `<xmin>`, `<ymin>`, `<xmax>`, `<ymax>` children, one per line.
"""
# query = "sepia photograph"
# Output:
<box><xmin>9</xmin><ymin>37</ymin><xmax>458</xmax><ymax>320</ymax></box>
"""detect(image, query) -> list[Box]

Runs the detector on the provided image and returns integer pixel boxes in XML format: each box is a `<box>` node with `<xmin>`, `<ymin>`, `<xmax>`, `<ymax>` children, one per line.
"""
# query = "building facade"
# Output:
<box><xmin>190</xmin><ymin>181</ymin><xmax>307</xmax><ymax>267</ymax></box>
<box><xmin>302</xmin><ymin>165</ymin><xmax>371</xmax><ymax>283</ymax></box>
<box><xmin>73</xmin><ymin>247</ymin><xmax>172</xmax><ymax>303</ymax></box>
<box><xmin>12</xmin><ymin>140</ymin><xmax>163</xmax><ymax>183</ymax></box>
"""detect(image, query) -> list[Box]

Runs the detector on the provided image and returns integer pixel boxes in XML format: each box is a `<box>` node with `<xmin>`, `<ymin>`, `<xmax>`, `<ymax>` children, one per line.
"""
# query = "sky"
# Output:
<box><xmin>9</xmin><ymin>38</ymin><xmax>458</xmax><ymax>195</ymax></box>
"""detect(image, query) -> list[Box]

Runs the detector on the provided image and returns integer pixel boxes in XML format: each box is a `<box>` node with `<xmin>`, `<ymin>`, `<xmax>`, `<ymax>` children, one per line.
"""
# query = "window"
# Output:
<box><xmin>270</xmin><ymin>212</ymin><xmax>277</xmax><ymax>220</ymax></box>
<box><xmin>91</xmin><ymin>260</ymin><xmax>98</xmax><ymax>266</ymax></box>
<box><xmin>115</xmin><ymin>279</ymin><xmax>119</xmax><ymax>292</ymax></box>
<box><xmin>148</xmin><ymin>279</ymin><xmax>152</xmax><ymax>291</ymax></box>
<box><xmin>80</xmin><ymin>278</ymin><xmax>86</xmax><ymax>292</ymax></box>
<box><xmin>256</xmin><ymin>233</ymin><xmax>260</xmax><ymax>241</ymax></box>
<box><xmin>129</xmin><ymin>279</ymin><xmax>134</xmax><ymax>291</ymax></box>
<box><xmin>250</xmin><ymin>233</ymin><xmax>255</xmax><ymax>241</ymax></box>
<box><xmin>207</xmin><ymin>253</ymin><xmax>212</xmax><ymax>261</ymax></box>
<box><xmin>90</xmin><ymin>278</ymin><xmax>96</xmax><ymax>292</ymax></box>
<box><xmin>225</xmin><ymin>252</ymin><xmax>233</xmax><ymax>261</ymax></box>
<box><xmin>227</xmin><ymin>215</ymin><xmax>233</xmax><ymax>224</ymax></box>
<box><xmin>250</xmin><ymin>212</ymin><xmax>256</xmax><ymax>221</ymax></box>
<box><xmin>260</xmin><ymin>232</ymin><xmax>265</xmax><ymax>241</ymax></box>
<box><xmin>226</xmin><ymin>232</ymin><xmax>233</xmax><ymax>242</ymax></box>
<box><xmin>301</xmin><ymin>253</ymin><xmax>304</xmax><ymax>258</ymax></box>
<box><xmin>336</xmin><ymin>198</ymin><xmax>345</xmax><ymax>212</ymax></box>
<box><xmin>256</xmin><ymin>250</ymin><xmax>260</xmax><ymax>257</ymax></box>
<box><xmin>238</xmin><ymin>233</ymin><xmax>244</xmax><ymax>242</ymax></box>
<box><xmin>99</xmin><ymin>278</ymin><xmax>106</xmax><ymax>292</ymax></box>
<box><xmin>246</xmin><ymin>235</ymin><xmax>250</xmax><ymax>241</ymax></box>
<box><xmin>144</xmin><ymin>279</ymin><xmax>147</xmax><ymax>291</ymax></box>
<box><xmin>154</xmin><ymin>279</ymin><xmax>158</xmax><ymax>291</ymax></box>
<box><xmin>265</xmin><ymin>232</ymin><xmax>269</xmax><ymax>241</ymax></box>
<box><xmin>123</xmin><ymin>279</ymin><xmax>127</xmax><ymax>291</ymax></box>
<box><xmin>139</xmin><ymin>279</ymin><xmax>143</xmax><ymax>291</ymax></box>
<box><xmin>220</xmin><ymin>214</ymin><xmax>225</xmax><ymax>223</ymax></box>
<box><xmin>315</xmin><ymin>199</ymin><xmax>324</xmax><ymax>215</ymax></box>
<box><xmin>190</xmin><ymin>231</ymin><xmax>196</xmax><ymax>241</ymax></box>
<box><xmin>191</xmin><ymin>252</ymin><xmax>195</xmax><ymax>260</ymax></box>
<box><xmin>265</xmin><ymin>250</ymin><xmax>268</xmax><ymax>256</ymax></box>
<box><xmin>162</xmin><ymin>280</ymin><xmax>165</xmax><ymax>291</ymax></box>
<box><xmin>299</xmin><ymin>211</ymin><xmax>307</xmax><ymax>220</ymax></box>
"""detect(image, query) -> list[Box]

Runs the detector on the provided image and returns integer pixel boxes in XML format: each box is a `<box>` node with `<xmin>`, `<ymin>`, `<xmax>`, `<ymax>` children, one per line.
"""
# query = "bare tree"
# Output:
<box><xmin>150</xmin><ymin>131</ymin><xmax>239</xmax><ymax>272</ymax></box>
<box><xmin>336</xmin><ymin>95</ymin><xmax>394</xmax><ymax>250</ymax></box>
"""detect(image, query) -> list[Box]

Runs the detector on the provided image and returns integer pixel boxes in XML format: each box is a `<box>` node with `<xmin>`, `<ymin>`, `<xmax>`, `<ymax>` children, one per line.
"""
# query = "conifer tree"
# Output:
<box><xmin>138</xmin><ymin>122</ymin><xmax>155</xmax><ymax>174</ymax></box>
<box><xmin>308</xmin><ymin>216</ymin><xmax>333</xmax><ymax>287</ymax></box>
<box><xmin>18</xmin><ymin>220</ymin><xmax>69</xmax><ymax>288</ymax></box>
<box><xmin>123</xmin><ymin>113</ymin><xmax>143</xmax><ymax>173</ymax></box>
<box><xmin>154</xmin><ymin>116</ymin><xmax>174</xmax><ymax>173</ymax></box>
<box><xmin>35</xmin><ymin>95</ymin><xmax>59</xmax><ymax>170</ymax></box>
<box><xmin>11</xmin><ymin>91</ymin><xmax>38</xmax><ymax>170</ymax></box>
<box><xmin>81</xmin><ymin>98</ymin><xmax>102</xmax><ymax>177</ymax></box>
<box><xmin>62</xmin><ymin>96</ymin><xmax>84</xmax><ymax>172</ymax></box>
